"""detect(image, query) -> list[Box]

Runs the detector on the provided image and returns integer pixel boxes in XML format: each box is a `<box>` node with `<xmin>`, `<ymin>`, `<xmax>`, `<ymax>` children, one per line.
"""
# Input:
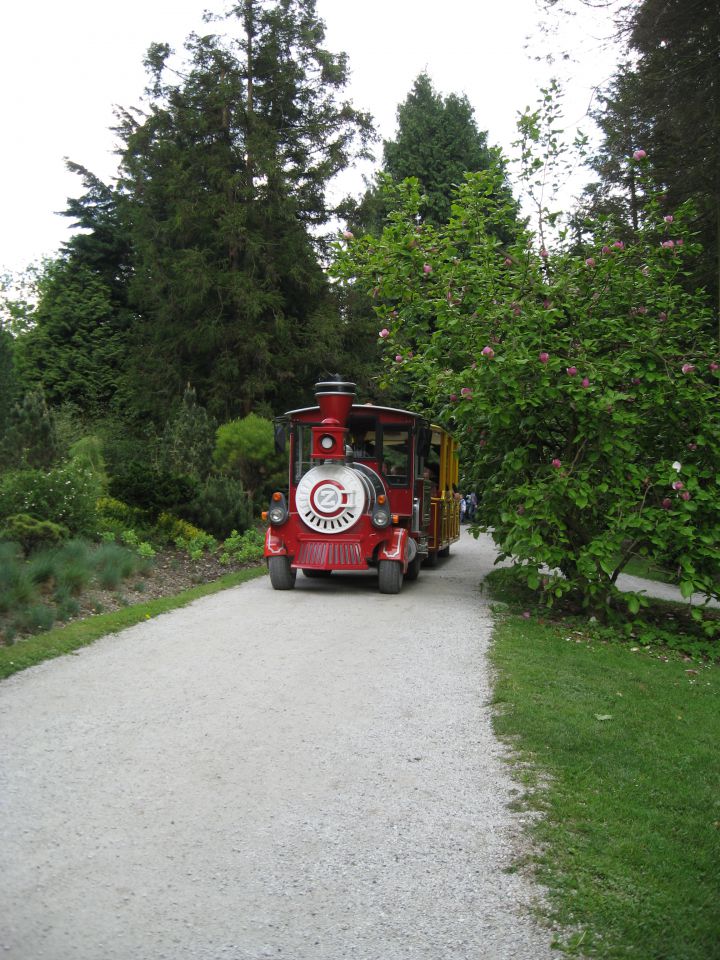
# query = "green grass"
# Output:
<box><xmin>0</xmin><ymin>566</ymin><xmax>266</xmax><ymax>681</ymax></box>
<box><xmin>489</xmin><ymin>597</ymin><xmax>720</xmax><ymax>958</ymax></box>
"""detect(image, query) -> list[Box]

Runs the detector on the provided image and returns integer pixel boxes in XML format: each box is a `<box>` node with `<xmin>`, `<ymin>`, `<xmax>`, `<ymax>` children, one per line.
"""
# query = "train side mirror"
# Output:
<box><xmin>274</xmin><ymin>424</ymin><xmax>287</xmax><ymax>454</ymax></box>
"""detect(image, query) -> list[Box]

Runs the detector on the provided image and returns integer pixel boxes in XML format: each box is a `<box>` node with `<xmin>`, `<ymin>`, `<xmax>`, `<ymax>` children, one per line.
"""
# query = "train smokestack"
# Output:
<box><xmin>315</xmin><ymin>376</ymin><xmax>356</xmax><ymax>427</ymax></box>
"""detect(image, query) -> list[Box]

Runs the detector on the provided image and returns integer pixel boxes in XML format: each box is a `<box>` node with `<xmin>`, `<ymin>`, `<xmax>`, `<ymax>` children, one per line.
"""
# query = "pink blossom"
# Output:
<box><xmin>540</xmin><ymin>248</ymin><xmax>549</xmax><ymax>258</ymax></box>
<box><xmin>585</xmin><ymin>257</ymin><xmax>596</xmax><ymax>267</ymax></box>
<box><xmin>676</xmin><ymin>238</ymin><xmax>684</xmax><ymax>246</ymax></box>
<box><xmin>633</xmin><ymin>149</ymin><xmax>647</xmax><ymax>160</ymax></box>
<box><xmin>481</xmin><ymin>346</ymin><xmax>495</xmax><ymax>358</ymax></box>
<box><xmin>636</xmin><ymin>305</ymin><xmax>647</xmax><ymax>315</ymax></box>
<box><xmin>680</xmin><ymin>491</ymin><xmax>691</xmax><ymax>501</ymax></box>
<box><xmin>567</xmin><ymin>366</ymin><xmax>578</xmax><ymax>376</ymax></box>
<box><xmin>512</xmin><ymin>303</ymin><xmax>522</xmax><ymax>316</ymax></box>
<box><xmin>551</xmin><ymin>458</ymin><xmax>562</xmax><ymax>469</ymax></box>
<box><xmin>658</xmin><ymin>311</ymin><xmax>668</xmax><ymax>321</ymax></box>
<box><xmin>423</xmin><ymin>263</ymin><xmax>432</xmax><ymax>274</ymax></box>
<box><xmin>602</xmin><ymin>245</ymin><xmax>612</xmax><ymax>255</ymax></box>
<box><xmin>395</xmin><ymin>354</ymin><xmax>403</xmax><ymax>363</ymax></box>
<box><xmin>478</xmin><ymin>438</ymin><xmax>487</xmax><ymax>447</ymax></box>
<box><xmin>581</xmin><ymin>377</ymin><xmax>590</xmax><ymax>388</ymax></box>
<box><xmin>379</xmin><ymin>328</ymin><xmax>390</xmax><ymax>338</ymax></box>
<box><xmin>543</xmin><ymin>298</ymin><xmax>552</xmax><ymax>309</ymax></box>
<box><xmin>661</xmin><ymin>240</ymin><xmax>675</xmax><ymax>249</ymax></box>
<box><xmin>664</xmin><ymin>215</ymin><xmax>674</xmax><ymax>224</ymax></box>
<box><xmin>661</xmin><ymin>498</ymin><xmax>672</xmax><ymax>510</ymax></box>
<box><xmin>613</xmin><ymin>240</ymin><xmax>625</xmax><ymax>250</ymax></box>
<box><xmin>710</xmin><ymin>362</ymin><xmax>719</xmax><ymax>372</ymax></box>
<box><xmin>461</xmin><ymin>387</ymin><xmax>473</xmax><ymax>398</ymax></box>
<box><xmin>539</xmin><ymin>352</ymin><xmax>550</xmax><ymax>364</ymax></box>
<box><xmin>342</xmin><ymin>230</ymin><xmax>354</xmax><ymax>240</ymax></box>
<box><xmin>632</xmin><ymin>377</ymin><xmax>641</xmax><ymax>385</ymax></box>
<box><xmin>504</xmin><ymin>257</ymin><xmax>513</xmax><ymax>266</ymax></box>
<box><xmin>672</xmin><ymin>480</ymin><xmax>684</xmax><ymax>490</ymax></box>
<box><xmin>688</xmin><ymin>442</ymin><xmax>698</xmax><ymax>451</ymax></box>
<box><xmin>449</xmin><ymin>393</ymin><xmax>457</xmax><ymax>402</ymax></box>
<box><xmin>681</xmin><ymin>363</ymin><xmax>696</xmax><ymax>374</ymax></box>
<box><xmin>522</xmin><ymin>611</ymin><xmax>531</xmax><ymax>619</ymax></box>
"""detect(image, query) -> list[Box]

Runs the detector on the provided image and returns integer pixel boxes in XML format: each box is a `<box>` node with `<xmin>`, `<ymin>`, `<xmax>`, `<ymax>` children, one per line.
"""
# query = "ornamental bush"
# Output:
<box><xmin>332</xmin><ymin>165</ymin><xmax>720</xmax><ymax>617</ymax></box>
<box><xmin>0</xmin><ymin>462</ymin><xmax>101</xmax><ymax>537</ymax></box>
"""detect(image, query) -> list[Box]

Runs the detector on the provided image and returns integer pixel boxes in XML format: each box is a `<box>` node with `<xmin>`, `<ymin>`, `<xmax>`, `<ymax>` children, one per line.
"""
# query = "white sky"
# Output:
<box><xmin>0</xmin><ymin>0</ymin><xmax>620</xmax><ymax>275</ymax></box>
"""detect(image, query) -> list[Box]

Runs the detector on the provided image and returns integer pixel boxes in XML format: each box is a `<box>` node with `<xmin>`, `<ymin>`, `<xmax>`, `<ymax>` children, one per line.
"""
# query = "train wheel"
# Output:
<box><xmin>302</xmin><ymin>569</ymin><xmax>332</xmax><ymax>578</ymax></box>
<box><xmin>404</xmin><ymin>555</ymin><xmax>421</xmax><ymax>582</ymax></box>
<box><xmin>268</xmin><ymin>556</ymin><xmax>297</xmax><ymax>590</ymax></box>
<box><xmin>378</xmin><ymin>560</ymin><xmax>403</xmax><ymax>594</ymax></box>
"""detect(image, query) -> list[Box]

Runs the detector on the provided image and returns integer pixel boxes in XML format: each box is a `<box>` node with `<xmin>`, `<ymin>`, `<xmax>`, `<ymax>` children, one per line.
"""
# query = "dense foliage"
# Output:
<box><xmin>332</xmin><ymin>158</ymin><xmax>720</xmax><ymax>617</ymax></box>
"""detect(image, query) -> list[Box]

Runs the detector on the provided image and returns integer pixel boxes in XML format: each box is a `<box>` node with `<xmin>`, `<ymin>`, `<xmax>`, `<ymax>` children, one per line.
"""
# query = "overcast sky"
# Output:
<box><xmin>0</xmin><ymin>0</ymin><xmax>620</xmax><ymax>275</ymax></box>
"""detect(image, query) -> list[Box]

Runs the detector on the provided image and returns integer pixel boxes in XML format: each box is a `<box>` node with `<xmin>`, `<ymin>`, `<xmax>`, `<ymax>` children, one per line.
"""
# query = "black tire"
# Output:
<box><xmin>424</xmin><ymin>550</ymin><xmax>439</xmax><ymax>568</ymax></box>
<box><xmin>268</xmin><ymin>556</ymin><xmax>297</xmax><ymax>590</ymax></box>
<box><xmin>302</xmin><ymin>569</ymin><xmax>332</xmax><ymax>578</ymax></box>
<box><xmin>438</xmin><ymin>545</ymin><xmax>451</xmax><ymax>559</ymax></box>
<box><xmin>378</xmin><ymin>559</ymin><xmax>403</xmax><ymax>594</ymax></box>
<box><xmin>404</xmin><ymin>554</ymin><xmax>421</xmax><ymax>582</ymax></box>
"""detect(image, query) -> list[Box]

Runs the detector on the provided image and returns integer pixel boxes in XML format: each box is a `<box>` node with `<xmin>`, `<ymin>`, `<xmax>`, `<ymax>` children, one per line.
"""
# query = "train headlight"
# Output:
<box><xmin>320</xmin><ymin>434</ymin><xmax>336</xmax><ymax>451</ymax></box>
<box><xmin>372</xmin><ymin>507</ymin><xmax>391</xmax><ymax>528</ymax></box>
<box><xmin>267</xmin><ymin>492</ymin><xmax>289</xmax><ymax>525</ymax></box>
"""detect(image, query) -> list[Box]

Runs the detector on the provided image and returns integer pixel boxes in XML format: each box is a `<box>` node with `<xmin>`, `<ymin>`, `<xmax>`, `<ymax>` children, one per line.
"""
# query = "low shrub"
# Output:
<box><xmin>0</xmin><ymin>514</ymin><xmax>69</xmax><ymax>553</ymax></box>
<box><xmin>219</xmin><ymin>528</ymin><xmax>265</xmax><ymax>565</ymax></box>
<box><xmin>109</xmin><ymin>461</ymin><xmax>198</xmax><ymax>516</ymax></box>
<box><xmin>180</xmin><ymin>474</ymin><xmax>254</xmax><ymax>539</ymax></box>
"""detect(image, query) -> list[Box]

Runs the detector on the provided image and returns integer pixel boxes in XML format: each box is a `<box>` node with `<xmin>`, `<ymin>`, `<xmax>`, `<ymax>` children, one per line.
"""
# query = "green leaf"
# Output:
<box><xmin>679</xmin><ymin>581</ymin><xmax>695</xmax><ymax>599</ymax></box>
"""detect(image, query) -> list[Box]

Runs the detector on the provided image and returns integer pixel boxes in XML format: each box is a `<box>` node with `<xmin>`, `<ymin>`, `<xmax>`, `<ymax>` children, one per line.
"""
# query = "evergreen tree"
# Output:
<box><xmin>349</xmin><ymin>73</ymin><xmax>516</xmax><ymax>233</ymax></box>
<box><xmin>114</xmin><ymin>0</ymin><xmax>373</xmax><ymax>419</ymax></box>
<box><xmin>14</xmin><ymin>258</ymin><xmax>131</xmax><ymax>413</ymax></box>
<box><xmin>0</xmin><ymin>328</ymin><xmax>18</xmax><ymax>441</ymax></box>
<box><xmin>582</xmin><ymin>0</ymin><xmax>720</xmax><ymax>315</ymax></box>
<box><xmin>160</xmin><ymin>385</ymin><xmax>217</xmax><ymax>480</ymax></box>
<box><xmin>0</xmin><ymin>391</ymin><xmax>58</xmax><ymax>469</ymax></box>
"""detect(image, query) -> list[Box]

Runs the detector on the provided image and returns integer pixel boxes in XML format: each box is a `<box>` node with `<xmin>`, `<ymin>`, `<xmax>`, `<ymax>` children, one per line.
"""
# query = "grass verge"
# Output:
<box><xmin>488</xmin><ymin>578</ymin><xmax>720</xmax><ymax>959</ymax></box>
<box><xmin>0</xmin><ymin>565</ymin><xmax>266</xmax><ymax>681</ymax></box>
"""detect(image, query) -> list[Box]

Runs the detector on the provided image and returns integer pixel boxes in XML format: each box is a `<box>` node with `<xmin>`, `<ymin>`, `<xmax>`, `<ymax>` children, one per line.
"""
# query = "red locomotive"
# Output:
<box><xmin>263</xmin><ymin>377</ymin><xmax>460</xmax><ymax>593</ymax></box>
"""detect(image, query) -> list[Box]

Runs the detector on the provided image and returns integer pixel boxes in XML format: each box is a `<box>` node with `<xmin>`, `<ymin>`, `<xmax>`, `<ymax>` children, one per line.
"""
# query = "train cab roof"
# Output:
<box><xmin>279</xmin><ymin>403</ymin><xmax>431</xmax><ymax>429</ymax></box>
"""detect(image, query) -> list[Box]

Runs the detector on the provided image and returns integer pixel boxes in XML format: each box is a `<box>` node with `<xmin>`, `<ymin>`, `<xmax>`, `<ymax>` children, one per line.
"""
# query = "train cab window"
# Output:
<box><xmin>292</xmin><ymin>424</ymin><xmax>314</xmax><ymax>482</ymax></box>
<box><xmin>347</xmin><ymin>416</ymin><xmax>377</xmax><ymax>460</ymax></box>
<box><xmin>424</xmin><ymin>435</ymin><xmax>442</xmax><ymax>489</ymax></box>
<box><xmin>382</xmin><ymin>428</ymin><xmax>411</xmax><ymax>486</ymax></box>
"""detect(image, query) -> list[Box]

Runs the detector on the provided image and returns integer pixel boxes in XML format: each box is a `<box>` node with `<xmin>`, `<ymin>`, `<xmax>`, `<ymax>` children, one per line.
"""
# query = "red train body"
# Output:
<box><xmin>263</xmin><ymin>378</ymin><xmax>460</xmax><ymax>593</ymax></box>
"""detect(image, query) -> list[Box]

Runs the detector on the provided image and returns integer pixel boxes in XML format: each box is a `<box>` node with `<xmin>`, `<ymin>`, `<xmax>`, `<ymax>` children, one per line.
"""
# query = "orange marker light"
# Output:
<box><xmin>272</xmin><ymin>492</ymin><xmax>283</xmax><ymax>501</ymax></box>
<box><xmin>377</xmin><ymin>495</ymin><xmax>386</xmax><ymax>505</ymax></box>
<box><xmin>261</xmin><ymin>511</ymin><xmax>268</xmax><ymax>521</ymax></box>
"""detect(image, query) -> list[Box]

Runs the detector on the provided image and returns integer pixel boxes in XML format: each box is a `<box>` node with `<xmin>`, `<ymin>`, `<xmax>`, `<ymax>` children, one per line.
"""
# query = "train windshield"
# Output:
<box><xmin>382</xmin><ymin>428</ymin><xmax>411</xmax><ymax>487</ymax></box>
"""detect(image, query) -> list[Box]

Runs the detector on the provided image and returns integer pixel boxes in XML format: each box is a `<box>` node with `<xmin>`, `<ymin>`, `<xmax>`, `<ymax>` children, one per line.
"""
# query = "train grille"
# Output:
<box><xmin>295</xmin><ymin>540</ymin><xmax>365</xmax><ymax>569</ymax></box>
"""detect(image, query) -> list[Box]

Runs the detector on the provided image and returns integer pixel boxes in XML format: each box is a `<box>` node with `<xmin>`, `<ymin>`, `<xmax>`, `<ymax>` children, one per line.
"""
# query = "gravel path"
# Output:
<box><xmin>0</xmin><ymin>532</ymin><xmax>556</xmax><ymax>960</ymax></box>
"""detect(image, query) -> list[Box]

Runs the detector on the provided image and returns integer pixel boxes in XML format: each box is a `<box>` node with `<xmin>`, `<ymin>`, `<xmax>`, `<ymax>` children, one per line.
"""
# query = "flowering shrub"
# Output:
<box><xmin>0</xmin><ymin>463</ymin><xmax>101</xmax><ymax>536</ymax></box>
<box><xmin>332</xmin><ymin>166</ymin><xmax>720</xmax><ymax>617</ymax></box>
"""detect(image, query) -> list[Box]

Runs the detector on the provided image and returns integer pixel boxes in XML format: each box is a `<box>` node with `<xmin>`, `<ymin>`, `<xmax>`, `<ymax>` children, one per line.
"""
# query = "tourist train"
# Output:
<box><xmin>263</xmin><ymin>377</ymin><xmax>460</xmax><ymax>593</ymax></box>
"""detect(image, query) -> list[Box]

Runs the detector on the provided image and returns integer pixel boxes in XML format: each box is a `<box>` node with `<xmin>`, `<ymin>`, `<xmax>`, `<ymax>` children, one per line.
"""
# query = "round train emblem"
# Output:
<box><xmin>296</xmin><ymin>465</ymin><xmax>365</xmax><ymax>534</ymax></box>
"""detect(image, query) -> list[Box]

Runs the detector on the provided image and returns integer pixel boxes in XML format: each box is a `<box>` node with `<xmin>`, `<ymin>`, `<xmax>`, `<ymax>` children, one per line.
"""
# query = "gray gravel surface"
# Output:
<box><xmin>0</xmin><ymin>532</ymin><xmax>556</xmax><ymax>960</ymax></box>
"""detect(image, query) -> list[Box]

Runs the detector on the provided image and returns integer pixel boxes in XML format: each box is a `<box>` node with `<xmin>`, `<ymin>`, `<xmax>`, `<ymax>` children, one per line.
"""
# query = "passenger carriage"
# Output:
<box><xmin>263</xmin><ymin>377</ymin><xmax>460</xmax><ymax>593</ymax></box>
